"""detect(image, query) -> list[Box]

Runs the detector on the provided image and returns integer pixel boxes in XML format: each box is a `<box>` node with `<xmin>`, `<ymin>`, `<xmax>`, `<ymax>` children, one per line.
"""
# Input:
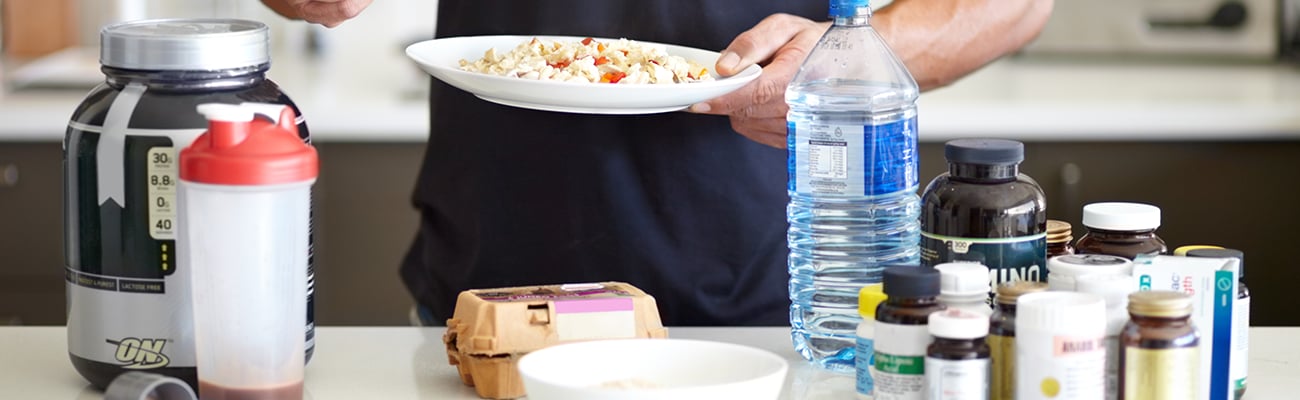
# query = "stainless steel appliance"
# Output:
<box><xmin>1025</xmin><ymin>0</ymin><xmax>1279</xmax><ymax>59</ymax></box>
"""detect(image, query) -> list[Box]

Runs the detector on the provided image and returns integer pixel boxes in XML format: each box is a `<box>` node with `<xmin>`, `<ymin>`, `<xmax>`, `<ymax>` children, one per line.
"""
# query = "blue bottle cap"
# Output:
<box><xmin>830</xmin><ymin>0</ymin><xmax>870</xmax><ymax>18</ymax></box>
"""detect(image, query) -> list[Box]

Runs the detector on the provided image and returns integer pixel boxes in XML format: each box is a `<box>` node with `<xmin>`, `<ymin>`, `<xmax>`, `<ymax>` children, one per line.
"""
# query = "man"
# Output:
<box><xmin>263</xmin><ymin>0</ymin><xmax>1053</xmax><ymax>326</ymax></box>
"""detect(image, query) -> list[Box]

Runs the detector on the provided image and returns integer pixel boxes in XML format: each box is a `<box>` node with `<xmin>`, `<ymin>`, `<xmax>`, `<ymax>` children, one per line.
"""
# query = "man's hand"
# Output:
<box><xmin>261</xmin><ymin>0</ymin><xmax>372</xmax><ymax>28</ymax></box>
<box><xmin>688</xmin><ymin>14</ymin><xmax>829</xmax><ymax>149</ymax></box>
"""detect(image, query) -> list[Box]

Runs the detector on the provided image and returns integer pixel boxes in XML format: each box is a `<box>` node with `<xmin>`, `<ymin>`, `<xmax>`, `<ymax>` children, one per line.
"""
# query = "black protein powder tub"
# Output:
<box><xmin>920</xmin><ymin>139</ymin><xmax>1047</xmax><ymax>291</ymax></box>
<box><xmin>64</xmin><ymin>19</ymin><xmax>314</xmax><ymax>390</ymax></box>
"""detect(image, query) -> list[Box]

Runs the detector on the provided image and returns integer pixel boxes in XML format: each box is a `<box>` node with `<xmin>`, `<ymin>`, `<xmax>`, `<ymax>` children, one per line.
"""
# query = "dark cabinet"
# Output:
<box><xmin>1</xmin><ymin>140</ymin><xmax>1296</xmax><ymax>326</ymax></box>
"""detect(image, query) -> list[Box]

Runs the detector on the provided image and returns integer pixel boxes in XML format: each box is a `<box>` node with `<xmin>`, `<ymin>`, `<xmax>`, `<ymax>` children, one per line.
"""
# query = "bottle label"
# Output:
<box><xmin>925</xmin><ymin>357</ymin><xmax>990</xmax><ymax>400</ymax></box>
<box><xmin>988</xmin><ymin>334</ymin><xmax>1015</xmax><ymax>400</ymax></box>
<box><xmin>1231</xmin><ymin>295</ymin><xmax>1249</xmax><ymax>393</ymax></box>
<box><xmin>788</xmin><ymin>117</ymin><xmax>918</xmax><ymax>196</ymax></box>
<box><xmin>856</xmin><ymin>335</ymin><xmax>877</xmax><ymax>396</ymax></box>
<box><xmin>64</xmin><ymin>82</ymin><xmax>203</xmax><ymax>369</ymax></box>
<box><xmin>873</xmin><ymin>322</ymin><xmax>931</xmax><ymax>400</ymax></box>
<box><xmin>920</xmin><ymin>232</ymin><xmax>1047</xmax><ymax>291</ymax></box>
<box><xmin>1017</xmin><ymin>333</ymin><xmax>1104</xmax><ymax>400</ymax></box>
<box><xmin>1124</xmin><ymin>346</ymin><xmax>1199</xmax><ymax>400</ymax></box>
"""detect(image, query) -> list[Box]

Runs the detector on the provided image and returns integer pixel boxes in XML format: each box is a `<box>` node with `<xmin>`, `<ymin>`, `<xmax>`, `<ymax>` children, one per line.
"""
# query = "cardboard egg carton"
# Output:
<box><xmin>443</xmin><ymin>282</ymin><xmax>668</xmax><ymax>399</ymax></box>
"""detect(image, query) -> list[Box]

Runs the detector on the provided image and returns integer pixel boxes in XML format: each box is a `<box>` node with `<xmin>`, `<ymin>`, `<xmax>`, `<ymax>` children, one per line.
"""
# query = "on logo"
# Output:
<box><xmin>107</xmin><ymin>337</ymin><xmax>170</xmax><ymax>369</ymax></box>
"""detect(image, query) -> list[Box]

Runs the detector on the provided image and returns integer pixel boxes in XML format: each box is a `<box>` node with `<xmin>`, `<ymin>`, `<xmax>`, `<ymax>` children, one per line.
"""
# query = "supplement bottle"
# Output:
<box><xmin>1119</xmin><ymin>291</ymin><xmax>1199</xmax><ymax>400</ymax></box>
<box><xmin>1076</xmin><ymin>274</ymin><xmax>1137</xmax><ymax>400</ymax></box>
<box><xmin>1172</xmin><ymin>245</ymin><xmax>1224</xmax><ymax>256</ymax></box>
<box><xmin>1185</xmin><ymin>248</ymin><xmax>1249</xmax><ymax>400</ymax></box>
<box><xmin>1046</xmin><ymin>220</ymin><xmax>1075</xmax><ymax>258</ymax></box>
<box><xmin>786</xmin><ymin>0</ymin><xmax>920</xmax><ymax>371</ymax></box>
<box><xmin>64</xmin><ymin>19</ymin><xmax>314</xmax><ymax>390</ymax></box>
<box><xmin>857</xmin><ymin>284</ymin><xmax>888</xmax><ymax>399</ymax></box>
<box><xmin>925</xmin><ymin>309</ymin><xmax>991</xmax><ymax>400</ymax></box>
<box><xmin>1016</xmin><ymin>292</ymin><xmax>1106</xmax><ymax>400</ymax></box>
<box><xmin>989</xmin><ymin>281</ymin><xmax>1048</xmax><ymax>400</ymax></box>
<box><xmin>874</xmin><ymin>266</ymin><xmax>945</xmax><ymax>400</ymax></box>
<box><xmin>921</xmin><ymin>139</ymin><xmax>1047</xmax><ymax>291</ymax></box>
<box><xmin>1075</xmin><ymin>202</ymin><xmax>1167</xmax><ymax>259</ymax></box>
<box><xmin>1046</xmin><ymin>254</ymin><xmax>1133</xmax><ymax>292</ymax></box>
<box><xmin>934</xmin><ymin>263</ymin><xmax>992</xmax><ymax>316</ymax></box>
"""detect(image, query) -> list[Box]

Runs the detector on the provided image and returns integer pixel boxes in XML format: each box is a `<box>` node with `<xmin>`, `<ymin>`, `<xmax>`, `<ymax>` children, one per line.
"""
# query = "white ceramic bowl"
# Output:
<box><xmin>517</xmin><ymin>338</ymin><xmax>788</xmax><ymax>400</ymax></box>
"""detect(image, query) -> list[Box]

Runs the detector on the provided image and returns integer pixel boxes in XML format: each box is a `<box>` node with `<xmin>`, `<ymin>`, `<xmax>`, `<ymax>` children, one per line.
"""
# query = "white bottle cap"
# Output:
<box><xmin>1047</xmin><ymin>254</ymin><xmax>1134</xmax><ymax>278</ymax></box>
<box><xmin>1082</xmin><ymin>202</ymin><xmax>1161</xmax><ymax>231</ymax></box>
<box><xmin>1016</xmin><ymin>292</ymin><xmax>1106</xmax><ymax>336</ymax></box>
<box><xmin>934</xmin><ymin>263</ymin><xmax>991</xmax><ymax>296</ymax></box>
<box><xmin>1074</xmin><ymin>274</ymin><xmax>1137</xmax><ymax>308</ymax></box>
<box><xmin>928</xmin><ymin>309</ymin><xmax>990</xmax><ymax>340</ymax></box>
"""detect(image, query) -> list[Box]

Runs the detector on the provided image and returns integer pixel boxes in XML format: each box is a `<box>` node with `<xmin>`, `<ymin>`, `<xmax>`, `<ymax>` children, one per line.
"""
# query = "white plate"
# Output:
<box><xmin>405</xmin><ymin>35</ymin><xmax>762</xmax><ymax>115</ymax></box>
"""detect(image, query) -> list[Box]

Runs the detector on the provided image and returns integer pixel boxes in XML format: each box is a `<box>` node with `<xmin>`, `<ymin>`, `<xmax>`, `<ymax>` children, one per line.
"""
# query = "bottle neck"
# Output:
<box><xmin>103</xmin><ymin>64</ymin><xmax>269</xmax><ymax>91</ymax></box>
<box><xmin>950</xmin><ymin>163</ymin><xmax>1018</xmax><ymax>182</ymax></box>
<box><xmin>1084</xmin><ymin>227</ymin><xmax>1158</xmax><ymax>240</ymax></box>
<box><xmin>1130</xmin><ymin>313</ymin><xmax>1192</xmax><ymax>327</ymax></box>
<box><xmin>889</xmin><ymin>296</ymin><xmax>939</xmax><ymax>307</ymax></box>
<box><xmin>833</xmin><ymin>6</ymin><xmax>872</xmax><ymax>26</ymax></box>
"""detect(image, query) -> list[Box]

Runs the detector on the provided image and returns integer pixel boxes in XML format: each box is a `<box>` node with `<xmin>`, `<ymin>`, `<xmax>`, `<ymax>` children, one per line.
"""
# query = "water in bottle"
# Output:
<box><xmin>785</xmin><ymin>0</ymin><xmax>921</xmax><ymax>372</ymax></box>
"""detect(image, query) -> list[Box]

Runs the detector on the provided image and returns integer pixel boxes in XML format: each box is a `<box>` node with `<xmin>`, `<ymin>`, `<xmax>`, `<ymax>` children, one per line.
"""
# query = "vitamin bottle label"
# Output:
<box><xmin>1017</xmin><ymin>334</ymin><xmax>1104</xmax><ymax>400</ymax></box>
<box><xmin>925</xmin><ymin>357</ymin><xmax>990</xmax><ymax>400</ymax></box>
<box><xmin>856</xmin><ymin>335</ymin><xmax>877</xmax><ymax>396</ymax></box>
<box><xmin>873</xmin><ymin>322</ymin><xmax>931</xmax><ymax>400</ymax></box>
<box><xmin>1231</xmin><ymin>295</ymin><xmax>1249</xmax><ymax>393</ymax></box>
<box><xmin>1124</xmin><ymin>347</ymin><xmax>1199</xmax><ymax>400</ymax></box>
<box><xmin>788</xmin><ymin>117</ymin><xmax>918</xmax><ymax>197</ymax></box>
<box><xmin>920</xmin><ymin>232</ymin><xmax>1047</xmax><ymax>289</ymax></box>
<box><xmin>988</xmin><ymin>334</ymin><xmax>1015</xmax><ymax>400</ymax></box>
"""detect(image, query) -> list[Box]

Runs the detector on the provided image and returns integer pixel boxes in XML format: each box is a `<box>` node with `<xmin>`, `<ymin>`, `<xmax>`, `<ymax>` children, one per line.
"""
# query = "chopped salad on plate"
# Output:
<box><xmin>459</xmin><ymin>37</ymin><xmax>715</xmax><ymax>84</ymax></box>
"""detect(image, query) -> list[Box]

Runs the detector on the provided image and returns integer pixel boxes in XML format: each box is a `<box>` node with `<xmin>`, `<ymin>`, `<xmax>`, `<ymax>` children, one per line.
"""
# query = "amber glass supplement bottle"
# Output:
<box><xmin>1120</xmin><ymin>291</ymin><xmax>1199</xmax><ymax>400</ymax></box>
<box><xmin>875</xmin><ymin>266</ymin><xmax>946</xmax><ymax>400</ymax></box>
<box><xmin>857</xmin><ymin>284</ymin><xmax>888</xmax><ymax>399</ymax></box>
<box><xmin>920</xmin><ymin>139</ymin><xmax>1047</xmax><ymax>289</ymax></box>
<box><xmin>989</xmin><ymin>281</ymin><xmax>1048</xmax><ymax>400</ymax></box>
<box><xmin>1046</xmin><ymin>220</ymin><xmax>1074</xmax><ymax>258</ymax></box>
<box><xmin>1186</xmin><ymin>248</ymin><xmax>1249</xmax><ymax>400</ymax></box>
<box><xmin>926</xmin><ymin>309</ymin><xmax>991</xmax><ymax>400</ymax></box>
<box><xmin>1076</xmin><ymin>274</ymin><xmax>1138</xmax><ymax>400</ymax></box>
<box><xmin>1075</xmin><ymin>202</ymin><xmax>1167</xmax><ymax>259</ymax></box>
<box><xmin>1016</xmin><ymin>292</ymin><xmax>1106</xmax><ymax>400</ymax></box>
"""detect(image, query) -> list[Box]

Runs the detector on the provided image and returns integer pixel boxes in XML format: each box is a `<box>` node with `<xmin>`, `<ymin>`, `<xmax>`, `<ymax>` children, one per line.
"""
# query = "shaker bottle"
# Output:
<box><xmin>179</xmin><ymin>103</ymin><xmax>318</xmax><ymax>399</ymax></box>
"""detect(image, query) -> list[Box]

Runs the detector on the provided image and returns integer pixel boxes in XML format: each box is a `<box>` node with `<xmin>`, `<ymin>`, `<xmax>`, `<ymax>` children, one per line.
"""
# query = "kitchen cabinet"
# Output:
<box><xmin>1</xmin><ymin>140</ymin><xmax>1296</xmax><ymax>326</ymax></box>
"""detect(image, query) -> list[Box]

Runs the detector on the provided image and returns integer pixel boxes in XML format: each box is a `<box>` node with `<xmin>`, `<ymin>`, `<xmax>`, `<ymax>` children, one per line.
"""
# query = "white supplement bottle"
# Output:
<box><xmin>1045</xmin><ymin>254</ymin><xmax>1132</xmax><ymax>291</ymax></box>
<box><xmin>935</xmin><ymin>263</ymin><xmax>993</xmax><ymax>316</ymax></box>
<box><xmin>1016</xmin><ymin>291</ymin><xmax>1106</xmax><ymax>400</ymax></box>
<box><xmin>1075</xmin><ymin>274</ymin><xmax>1137</xmax><ymax>400</ymax></box>
<box><xmin>925</xmin><ymin>309</ymin><xmax>992</xmax><ymax>400</ymax></box>
<box><xmin>857</xmin><ymin>284</ymin><xmax>889</xmax><ymax>399</ymax></box>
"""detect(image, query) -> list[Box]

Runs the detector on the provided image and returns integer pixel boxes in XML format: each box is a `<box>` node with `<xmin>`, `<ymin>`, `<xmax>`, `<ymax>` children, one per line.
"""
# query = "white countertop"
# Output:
<box><xmin>2</xmin><ymin>326</ymin><xmax>1297</xmax><ymax>399</ymax></box>
<box><xmin>2</xmin><ymin>47</ymin><xmax>1300</xmax><ymax>142</ymax></box>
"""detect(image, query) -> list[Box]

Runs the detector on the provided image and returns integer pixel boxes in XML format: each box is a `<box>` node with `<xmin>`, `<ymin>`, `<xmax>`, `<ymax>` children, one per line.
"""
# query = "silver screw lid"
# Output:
<box><xmin>101</xmin><ymin>18</ymin><xmax>269</xmax><ymax>71</ymax></box>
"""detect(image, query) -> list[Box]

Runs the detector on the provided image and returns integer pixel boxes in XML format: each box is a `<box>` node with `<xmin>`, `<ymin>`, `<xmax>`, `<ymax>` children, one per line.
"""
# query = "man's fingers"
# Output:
<box><xmin>716</xmin><ymin>14</ymin><xmax>814</xmax><ymax>76</ymax></box>
<box><xmin>291</xmin><ymin>0</ymin><xmax>372</xmax><ymax>27</ymax></box>
<box><xmin>732</xmin><ymin>118</ymin><xmax>789</xmax><ymax>149</ymax></box>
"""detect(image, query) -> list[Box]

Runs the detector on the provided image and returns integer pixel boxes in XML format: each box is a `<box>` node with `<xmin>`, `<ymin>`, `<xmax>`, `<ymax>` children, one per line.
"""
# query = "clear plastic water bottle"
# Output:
<box><xmin>786</xmin><ymin>0</ymin><xmax>921</xmax><ymax>372</ymax></box>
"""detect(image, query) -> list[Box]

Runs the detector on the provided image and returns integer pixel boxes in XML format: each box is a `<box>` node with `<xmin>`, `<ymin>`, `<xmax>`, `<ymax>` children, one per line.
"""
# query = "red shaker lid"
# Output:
<box><xmin>180</xmin><ymin>103</ymin><xmax>318</xmax><ymax>185</ymax></box>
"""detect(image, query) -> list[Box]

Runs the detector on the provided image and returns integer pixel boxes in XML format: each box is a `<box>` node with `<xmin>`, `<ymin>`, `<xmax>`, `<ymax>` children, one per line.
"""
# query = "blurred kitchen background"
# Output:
<box><xmin>1</xmin><ymin>0</ymin><xmax>1297</xmax><ymax>326</ymax></box>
